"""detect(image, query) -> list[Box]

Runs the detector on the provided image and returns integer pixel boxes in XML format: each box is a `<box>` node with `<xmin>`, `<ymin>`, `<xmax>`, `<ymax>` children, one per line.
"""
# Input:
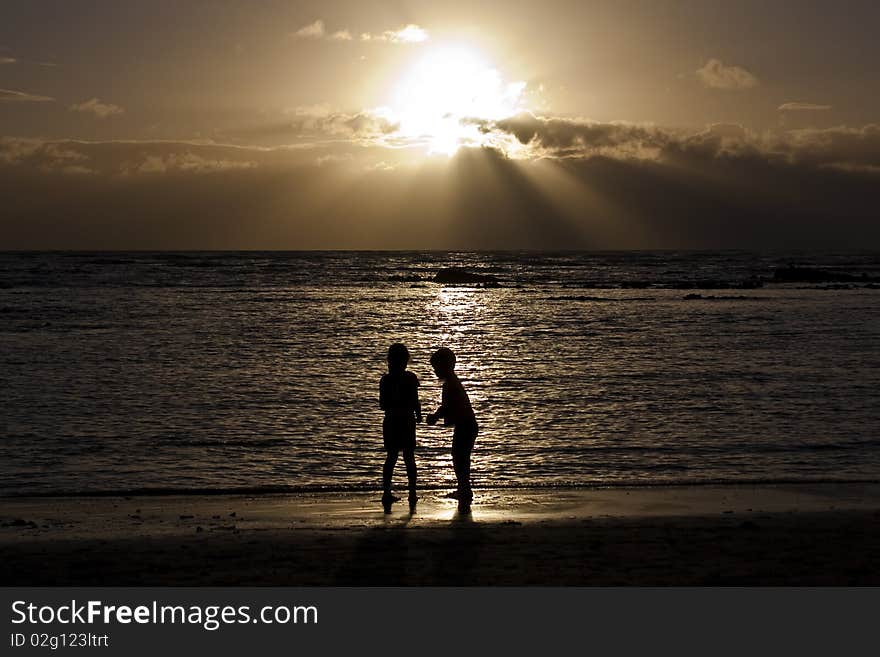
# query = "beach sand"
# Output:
<box><xmin>2</xmin><ymin>484</ymin><xmax>879</xmax><ymax>585</ymax></box>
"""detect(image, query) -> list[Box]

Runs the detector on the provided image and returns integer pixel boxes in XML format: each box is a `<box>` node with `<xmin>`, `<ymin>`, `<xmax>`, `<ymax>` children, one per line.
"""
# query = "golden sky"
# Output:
<box><xmin>2</xmin><ymin>1</ymin><xmax>879</xmax><ymax>248</ymax></box>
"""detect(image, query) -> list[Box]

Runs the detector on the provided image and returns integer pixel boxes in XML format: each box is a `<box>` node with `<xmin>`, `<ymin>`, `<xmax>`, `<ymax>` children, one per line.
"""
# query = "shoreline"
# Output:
<box><xmin>5</xmin><ymin>476</ymin><xmax>879</xmax><ymax>499</ymax></box>
<box><xmin>3</xmin><ymin>483</ymin><xmax>879</xmax><ymax>585</ymax></box>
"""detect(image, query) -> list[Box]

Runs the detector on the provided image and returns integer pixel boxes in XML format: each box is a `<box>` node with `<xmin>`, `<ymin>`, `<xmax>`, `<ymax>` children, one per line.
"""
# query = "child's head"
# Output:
<box><xmin>387</xmin><ymin>343</ymin><xmax>410</xmax><ymax>373</ymax></box>
<box><xmin>430</xmin><ymin>347</ymin><xmax>456</xmax><ymax>378</ymax></box>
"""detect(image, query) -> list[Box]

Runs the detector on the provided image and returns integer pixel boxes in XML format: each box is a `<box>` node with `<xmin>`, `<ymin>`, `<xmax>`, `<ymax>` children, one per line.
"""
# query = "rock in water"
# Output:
<box><xmin>773</xmin><ymin>265</ymin><xmax>862</xmax><ymax>283</ymax></box>
<box><xmin>433</xmin><ymin>267</ymin><xmax>500</xmax><ymax>285</ymax></box>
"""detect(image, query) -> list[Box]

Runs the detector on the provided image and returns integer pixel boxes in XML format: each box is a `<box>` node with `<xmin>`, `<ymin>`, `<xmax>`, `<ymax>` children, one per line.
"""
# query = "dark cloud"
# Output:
<box><xmin>0</xmin><ymin>139</ymin><xmax>384</xmax><ymax>250</ymax></box>
<box><xmin>467</xmin><ymin>112</ymin><xmax>670</xmax><ymax>158</ymax></box>
<box><xmin>543</xmin><ymin>152</ymin><xmax>878</xmax><ymax>248</ymax></box>
<box><xmin>2</xmin><ymin>118</ymin><xmax>879</xmax><ymax>249</ymax></box>
<box><xmin>474</xmin><ymin>113</ymin><xmax>880</xmax><ymax>174</ymax></box>
<box><xmin>779</xmin><ymin>125</ymin><xmax>880</xmax><ymax>169</ymax></box>
<box><xmin>664</xmin><ymin>123</ymin><xmax>880</xmax><ymax>172</ymax></box>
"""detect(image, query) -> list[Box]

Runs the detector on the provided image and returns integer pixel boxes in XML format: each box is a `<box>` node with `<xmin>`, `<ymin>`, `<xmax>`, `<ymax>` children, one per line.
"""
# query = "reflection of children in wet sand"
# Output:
<box><xmin>426</xmin><ymin>347</ymin><xmax>478</xmax><ymax>503</ymax></box>
<box><xmin>379</xmin><ymin>343</ymin><xmax>421</xmax><ymax>511</ymax></box>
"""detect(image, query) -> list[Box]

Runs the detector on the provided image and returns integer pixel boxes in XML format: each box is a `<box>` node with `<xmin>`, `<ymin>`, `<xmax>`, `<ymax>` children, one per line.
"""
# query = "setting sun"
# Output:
<box><xmin>385</xmin><ymin>45</ymin><xmax>527</xmax><ymax>155</ymax></box>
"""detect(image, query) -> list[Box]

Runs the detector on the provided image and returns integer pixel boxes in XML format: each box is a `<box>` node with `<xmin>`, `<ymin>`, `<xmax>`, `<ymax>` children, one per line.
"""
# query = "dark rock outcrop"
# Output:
<box><xmin>773</xmin><ymin>265</ymin><xmax>866</xmax><ymax>283</ymax></box>
<box><xmin>433</xmin><ymin>268</ymin><xmax>501</xmax><ymax>286</ymax></box>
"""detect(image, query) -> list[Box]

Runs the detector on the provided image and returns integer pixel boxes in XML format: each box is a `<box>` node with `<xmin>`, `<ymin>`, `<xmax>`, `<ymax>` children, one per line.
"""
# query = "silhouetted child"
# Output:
<box><xmin>379</xmin><ymin>343</ymin><xmax>421</xmax><ymax>511</ymax></box>
<box><xmin>426</xmin><ymin>347</ymin><xmax>478</xmax><ymax>503</ymax></box>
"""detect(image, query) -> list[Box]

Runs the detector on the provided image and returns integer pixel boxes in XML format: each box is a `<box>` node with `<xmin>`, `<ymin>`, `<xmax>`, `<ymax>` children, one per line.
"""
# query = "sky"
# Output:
<box><xmin>1</xmin><ymin>0</ymin><xmax>879</xmax><ymax>249</ymax></box>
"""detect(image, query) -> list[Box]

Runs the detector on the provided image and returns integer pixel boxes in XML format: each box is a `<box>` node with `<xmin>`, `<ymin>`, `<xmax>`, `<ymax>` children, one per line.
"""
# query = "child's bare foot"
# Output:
<box><xmin>381</xmin><ymin>492</ymin><xmax>399</xmax><ymax>514</ymax></box>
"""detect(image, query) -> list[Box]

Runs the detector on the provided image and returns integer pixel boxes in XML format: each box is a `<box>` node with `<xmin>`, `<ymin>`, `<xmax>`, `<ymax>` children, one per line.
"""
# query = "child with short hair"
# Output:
<box><xmin>379</xmin><ymin>343</ymin><xmax>421</xmax><ymax>511</ymax></box>
<box><xmin>426</xmin><ymin>347</ymin><xmax>478</xmax><ymax>503</ymax></box>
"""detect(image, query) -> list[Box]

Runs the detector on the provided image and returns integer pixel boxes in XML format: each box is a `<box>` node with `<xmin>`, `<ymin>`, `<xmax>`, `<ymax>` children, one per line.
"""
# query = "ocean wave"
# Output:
<box><xmin>4</xmin><ymin>477</ymin><xmax>878</xmax><ymax>499</ymax></box>
<box><xmin>547</xmin><ymin>295</ymin><xmax>656</xmax><ymax>302</ymax></box>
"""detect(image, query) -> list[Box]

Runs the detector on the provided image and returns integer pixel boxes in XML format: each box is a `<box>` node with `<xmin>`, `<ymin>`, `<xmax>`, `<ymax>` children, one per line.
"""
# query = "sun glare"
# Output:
<box><xmin>387</xmin><ymin>45</ymin><xmax>527</xmax><ymax>155</ymax></box>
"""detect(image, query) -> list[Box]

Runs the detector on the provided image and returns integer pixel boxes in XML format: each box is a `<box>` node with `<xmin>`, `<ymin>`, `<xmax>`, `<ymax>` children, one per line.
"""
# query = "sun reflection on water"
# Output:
<box><xmin>424</xmin><ymin>284</ymin><xmax>509</xmax><ymax>491</ymax></box>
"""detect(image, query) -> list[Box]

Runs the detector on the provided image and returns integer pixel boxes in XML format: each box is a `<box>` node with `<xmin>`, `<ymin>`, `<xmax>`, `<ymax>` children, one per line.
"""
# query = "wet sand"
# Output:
<box><xmin>2</xmin><ymin>484</ymin><xmax>879</xmax><ymax>585</ymax></box>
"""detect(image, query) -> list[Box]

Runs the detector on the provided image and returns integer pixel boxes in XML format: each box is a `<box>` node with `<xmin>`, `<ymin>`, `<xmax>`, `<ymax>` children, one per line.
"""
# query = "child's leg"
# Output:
<box><xmin>402</xmin><ymin>448</ymin><xmax>417</xmax><ymax>497</ymax></box>
<box><xmin>451</xmin><ymin>448</ymin><xmax>470</xmax><ymax>497</ymax></box>
<box><xmin>383</xmin><ymin>449</ymin><xmax>399</xmax><ymax>494</ymax></box>
<box><xmin>453</xmin><ymin>449</ymin><xmax>472</xmax><ymax>496</ymax></box>
<box><xmin>452</xmin><ymin>429</ymin><xmax>476</xmax><ymax>498</ymax></box>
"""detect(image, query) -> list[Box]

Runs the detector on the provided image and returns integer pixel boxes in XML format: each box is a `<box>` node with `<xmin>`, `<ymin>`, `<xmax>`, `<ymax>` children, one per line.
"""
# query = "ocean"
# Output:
<box><xmin>2</xmin><ymin>251</ymin><xmax>879</xmax><ymax>496</ymax></box>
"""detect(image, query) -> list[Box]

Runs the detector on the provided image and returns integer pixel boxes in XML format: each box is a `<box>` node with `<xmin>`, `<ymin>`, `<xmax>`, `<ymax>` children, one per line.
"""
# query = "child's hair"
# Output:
<box><xmin>387</xmin><ymin>343</ymin><xmax>410</xmax><ymax>372</ymax></box>
<box><xmin>430</xmin><ymin>347</ymin><xmax>456</xmax><ymax>372</ymax></box>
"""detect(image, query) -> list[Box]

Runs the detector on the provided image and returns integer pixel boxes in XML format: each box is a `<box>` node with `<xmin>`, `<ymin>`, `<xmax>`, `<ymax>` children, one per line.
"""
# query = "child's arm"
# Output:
<box><xmin>425</xmin><ymin>404</ymin><xmax>446</xmax><ymax>425</ymax></box>
<box><xmin>379</xmin><ymin>377</ymin><xmax>388</xmax><ymax>410</ymax></box>
<box><xmin>411</xmin><ymin>374</ymin><xmax>422</xmax><ymax>422</ymax></box>
<box><xmin>425</xmin><ymin>382</ymin><xmax>447</xmax><ymax>425</ymax></box>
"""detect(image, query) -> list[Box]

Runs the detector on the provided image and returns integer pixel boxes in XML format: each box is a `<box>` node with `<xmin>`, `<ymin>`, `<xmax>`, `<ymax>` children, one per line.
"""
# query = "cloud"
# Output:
<box><xmin>700</xmin><ymin>123</ymin><xmax>748</xmax><ymax>139</ymax></box>
<box><xmin>394</xmin><ymin>24</ymin><xmax>428</xmax><ymax>42</ymax></box>
<box><xmin>0</xmin><ymin>88</ymin><xmax>55</xmax><ymax>102</ymax></box>
<box><xmin>649</xmin><ymin>123</ymin><xmax>880</xmax><ymax>179</ymax></box>
<box><xmin>326</xmin><ymin>111</ymin><xmax>399</xmax><ymax>138</ymax></box>
<box><xmin>0</xmin><ymin>136</ymin><xmax>43</xmax><ymax>163</ymax></box>
<box><xmin>0</xmin><ymin>137</ymin><xmax>93</xmax><ymax>173</ymax></box>
<box><xmin>0</xmin><ymin>56</ymin><xmax>57</xmax><ymax>67</ymax></box>
<box><xmin>696</xmin><ymin>59</ymin><xmax>758</xmax><ymax>90</ymax></box>
<box><xmin>468</xmin><ymin>112</ymin><xmax>671</xmax><ymax>159</ymax></box>
<box><xmin>315</xmin><ymin>152</ymin><xmax>354</xmax><ymax>166</ymax></box>
<box><xmin>780</xmin><ymin>124</ymin><xmax>880</xmax><ymax>168</ymax></box>
<box><xmin>2</xmin><ymin>110</ymin><xmax>879</xmax><ymax>249</ymax></box>
<box><xmin>38</xmin><ymin>144</ymin><xmax>93</xmax><ymax>174</ymax></box>
<box><xmin>266</xmin><ymin>106</ymin><xmax>400</xmax><ymax>142</ymax></box>
<box><xmin>0</xmin><ymin>137</ymin><xmax>268</xmax><ymax>177</ymax></box>
<box><xmin>238</xmin><ymin>103</ymin><xmax>880</xmax><ymax>175</ymax></box>
<box><xmin>293</xmin><ymin>20</ymin><xmax>325</xmax><ymax>39</ymax></box>
<box><xmin>69</xmin><ymin>98</ymin><xmax>125</xmax><ymax>119</ymax></box>
<box><xmin>778</xmin><ymin>102</ymin><xmax>832</xmax><ymax>111</ymax></box>
<box><xmin>293</xmin><ymin>19</ymin><xmax>427</xmax><ymax>43</ymax></box>
<box><xmin>121</xmin><ymin>152</ymin><xmax>257</xmax><ymax>175</ymax></box>
<box><xmin>470</xmin><ymin>112</ymin><xmax>880</xmax><ymax>178</ymax></box>
<box><xmin>361</xmin><ymin>24</ymin><xmax>428</xmax><ymax>43</ymax></box>
<box><xmin>3</xmin><ymin>128</ymin><xmax>880</xmax><ymax>250</ymax></box>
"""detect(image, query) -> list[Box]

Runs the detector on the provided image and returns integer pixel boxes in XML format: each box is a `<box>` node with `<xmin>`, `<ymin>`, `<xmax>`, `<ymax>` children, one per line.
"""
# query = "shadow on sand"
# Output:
<box><xmin>333</xmin><ymin>501</ymin><xmax>484</xmax><ymax>585</ymax></box>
